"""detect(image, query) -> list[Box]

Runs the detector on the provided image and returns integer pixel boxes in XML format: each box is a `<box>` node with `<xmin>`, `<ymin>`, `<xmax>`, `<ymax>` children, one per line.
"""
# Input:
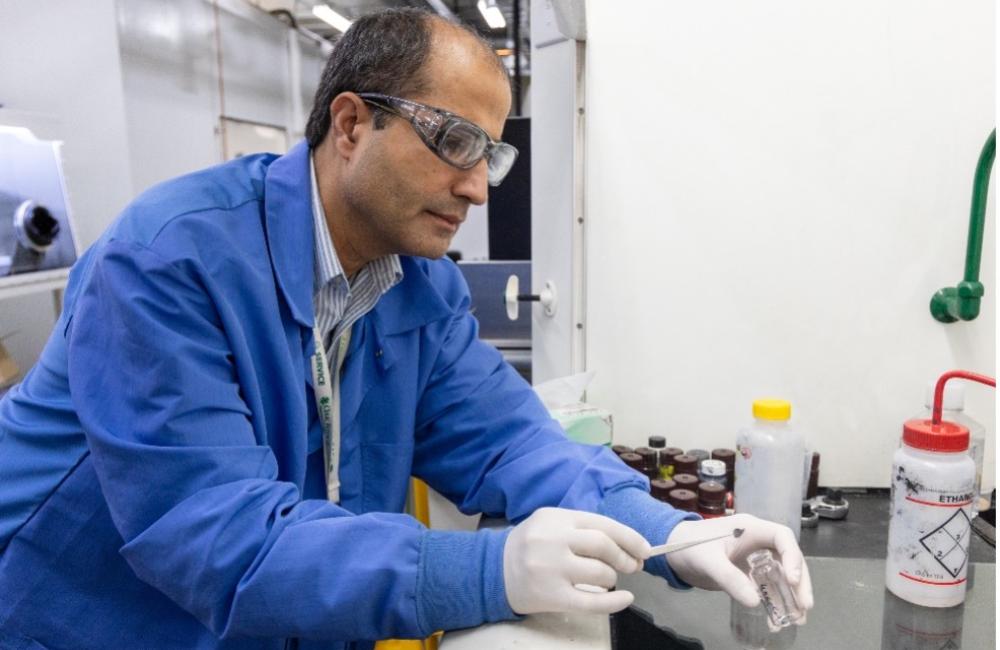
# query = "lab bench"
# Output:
<box><xmin>440</xmin><ymin>490</ymin><xmax>996</xmax><ymax>649</ymax></box>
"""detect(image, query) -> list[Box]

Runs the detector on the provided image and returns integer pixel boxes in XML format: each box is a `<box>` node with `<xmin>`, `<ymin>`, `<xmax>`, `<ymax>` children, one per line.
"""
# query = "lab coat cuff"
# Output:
<box><xmin>416</xmin><ymin>527</ymin><xmax>520</xmax><ymax>636</ymax></box>
<box><xmin>597</xmin><ymin>485</ymin><xmax>702</xmax><ymax>589</ymax></box>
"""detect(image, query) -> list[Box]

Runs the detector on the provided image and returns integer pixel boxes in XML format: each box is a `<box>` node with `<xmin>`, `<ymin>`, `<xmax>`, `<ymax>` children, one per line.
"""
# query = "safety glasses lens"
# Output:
<box><xmin>439</xmin><ymin>122</ymin><xmax>488</xmax><ymax>167</ymax></box>
<box><xmin>486</xmin><ymin>144</ymin><xmax>518</xmax><ymax>186</ymax></box>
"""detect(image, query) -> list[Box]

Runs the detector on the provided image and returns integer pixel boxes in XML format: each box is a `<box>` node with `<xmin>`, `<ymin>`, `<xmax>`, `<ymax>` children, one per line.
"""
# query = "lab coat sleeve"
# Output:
<box><xmin>597</xmin><ymin>486</ymin><xmax>701</xmax><ymax>587</ymax></box>
<box><xmin>412</xmin><ymin>271</ymin><xmax>699</xmax><ymax>590</ymax></box>
<box><xmin>66</xmin><ymin>239</ymin><xmax>512</xmax><ymax>640</ymax></box>
<box><xmin>412</xmin><ymin>284</ymin><xmax>645</xmax><ymax>521</ymax></box>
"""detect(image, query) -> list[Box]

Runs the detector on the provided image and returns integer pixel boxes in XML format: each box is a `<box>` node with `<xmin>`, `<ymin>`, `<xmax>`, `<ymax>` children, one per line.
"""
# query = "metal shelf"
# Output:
<box><xmin>0</xmin><ymin>268</ymin><xmax>69</xmax><ymax>302</ymax></box>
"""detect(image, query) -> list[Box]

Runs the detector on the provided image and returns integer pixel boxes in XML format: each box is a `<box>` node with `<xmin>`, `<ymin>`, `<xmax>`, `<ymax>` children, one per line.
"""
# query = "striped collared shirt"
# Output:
<box><xmin>310</xmin><ymin>155</ymin><xmax>402</xmax><ymax>358</ymax></box>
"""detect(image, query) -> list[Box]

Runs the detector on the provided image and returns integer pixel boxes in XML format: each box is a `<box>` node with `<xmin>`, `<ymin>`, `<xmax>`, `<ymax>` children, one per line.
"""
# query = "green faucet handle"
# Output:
<box><xmin>930</xmin><ymin>288</ymin><xmax>959</xmax><ymax>323</ymax></box>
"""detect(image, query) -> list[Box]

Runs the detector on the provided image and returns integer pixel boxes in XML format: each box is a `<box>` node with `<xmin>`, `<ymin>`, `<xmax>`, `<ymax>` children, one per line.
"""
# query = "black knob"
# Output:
<box><xmin>824</xmin><ymin>489</ymin><xmax>844</xmax><ymax>505</ymax></box>
<box><xmin>25</xmin><ymin>205</ymin><xmax>60</xmax><ymax>247</ymax></box>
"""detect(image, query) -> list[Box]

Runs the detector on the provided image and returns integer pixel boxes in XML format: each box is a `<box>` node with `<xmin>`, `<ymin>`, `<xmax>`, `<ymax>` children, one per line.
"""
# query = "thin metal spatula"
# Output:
<box><xmin>646</xmin><ymin>527</ymin><xmax>744</xmax><ymax>558</ymax></box>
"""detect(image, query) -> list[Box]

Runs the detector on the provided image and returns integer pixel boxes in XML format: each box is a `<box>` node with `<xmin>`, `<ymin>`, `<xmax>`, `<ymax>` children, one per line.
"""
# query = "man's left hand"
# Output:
<box><xmin>662</xmin><ymin>513</ymin><xmax>814</xmax><ymax>626</ymax></box>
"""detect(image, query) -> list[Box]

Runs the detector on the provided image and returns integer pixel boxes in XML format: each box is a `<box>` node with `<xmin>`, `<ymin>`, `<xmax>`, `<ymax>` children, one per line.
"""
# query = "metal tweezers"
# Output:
<box><xmin>646</xmin><ymin>528</ymin><xmax>744</xmax><ymax>558</ymax></box>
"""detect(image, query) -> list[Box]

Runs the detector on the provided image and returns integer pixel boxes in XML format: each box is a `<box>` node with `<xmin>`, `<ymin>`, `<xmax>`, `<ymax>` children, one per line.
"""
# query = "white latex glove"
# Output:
<box><xmin>662</xmin><ymin>514</ymin><xmax>814</xmax><ymax>628</ymax></box>
<box><xmin>503</xmin><ymin>507</ymin><xmax>651</xmax><ymax>615</ymax></box>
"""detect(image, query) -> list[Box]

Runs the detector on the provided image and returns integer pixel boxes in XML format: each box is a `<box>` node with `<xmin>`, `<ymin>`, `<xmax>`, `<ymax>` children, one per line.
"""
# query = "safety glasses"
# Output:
<box><xmin>358</xmin><ymin>93</ymin><xmax>519</xmax><ymax>187</ymax></box>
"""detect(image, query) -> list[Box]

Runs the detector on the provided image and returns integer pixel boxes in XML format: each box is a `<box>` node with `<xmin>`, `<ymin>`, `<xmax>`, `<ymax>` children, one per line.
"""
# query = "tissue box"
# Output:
<box><xmin>551</xmin><ymin>403</ymin><xmax>613</xmax><ymax>446</ymax></box>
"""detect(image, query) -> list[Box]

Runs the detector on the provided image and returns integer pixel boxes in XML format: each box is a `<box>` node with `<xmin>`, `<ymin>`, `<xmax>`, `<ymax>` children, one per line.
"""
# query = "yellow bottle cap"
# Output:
<box><xmin>752</xmin><ymin>399</ymin><xmax>791</xmax><ymax>421</ymax></box>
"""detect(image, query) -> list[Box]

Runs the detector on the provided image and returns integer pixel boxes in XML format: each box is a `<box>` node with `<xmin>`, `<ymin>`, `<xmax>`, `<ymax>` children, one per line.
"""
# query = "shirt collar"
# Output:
<box><xmin>309</xmin><ymin>154</ymin><xmax>344</xmax><ymax>292</ymax></box>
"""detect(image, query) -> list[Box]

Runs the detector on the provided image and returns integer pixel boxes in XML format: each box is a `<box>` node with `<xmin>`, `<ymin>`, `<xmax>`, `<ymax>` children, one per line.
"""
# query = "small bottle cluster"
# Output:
<box><xmin>613</xmin><ymin>436</ymin><xmax>736</xmax><ymax>519</ymax></box>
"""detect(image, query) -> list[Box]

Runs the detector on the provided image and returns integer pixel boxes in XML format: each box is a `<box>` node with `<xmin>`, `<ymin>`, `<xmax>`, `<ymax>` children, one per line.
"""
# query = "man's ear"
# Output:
<box><xmin>329</xmin><ymin>92</ymin><xmax>371</xmax><ymax>158</ymax></box>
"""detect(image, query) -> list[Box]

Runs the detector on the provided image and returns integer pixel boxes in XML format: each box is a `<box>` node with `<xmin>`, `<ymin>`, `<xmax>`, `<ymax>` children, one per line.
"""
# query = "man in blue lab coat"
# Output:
<box><xmin>0</xmin><ymin>9</ymin><xmax>811</xmax><ymax>649</ymax></box>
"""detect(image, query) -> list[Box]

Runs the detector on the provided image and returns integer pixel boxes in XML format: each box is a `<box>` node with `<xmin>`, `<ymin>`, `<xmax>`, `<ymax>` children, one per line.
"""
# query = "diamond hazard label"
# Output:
<box><xmin>919</xmin><ymin>509</ymin><xmax>972</xmax><ymax>578</ymax></box>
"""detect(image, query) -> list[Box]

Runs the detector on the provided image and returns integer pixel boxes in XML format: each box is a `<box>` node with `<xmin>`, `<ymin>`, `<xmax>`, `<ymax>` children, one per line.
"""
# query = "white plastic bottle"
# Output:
<box><xmin>735</xmin><ymin>399</ymin><xmax>804</xmax><ymax>540</ymax></box>
<box><xmin>912</xmin><ymin>382</ymin><xmax>987</xmax><ymax>513</ymax></box>
<box><xmin>885</xmin><ymin>419</ymin><xmax>975</xmax><ymax>607</ymax></box>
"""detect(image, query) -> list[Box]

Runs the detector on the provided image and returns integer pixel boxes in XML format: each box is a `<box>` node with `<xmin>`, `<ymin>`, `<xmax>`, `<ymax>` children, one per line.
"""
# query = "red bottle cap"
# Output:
<box><xmin>902</xmin><ymin>418</ymin><xmax>970</xmax><ymax>452</ymax></box>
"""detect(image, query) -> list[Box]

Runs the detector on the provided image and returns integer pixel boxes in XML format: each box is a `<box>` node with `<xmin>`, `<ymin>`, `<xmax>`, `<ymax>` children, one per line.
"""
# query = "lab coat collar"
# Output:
<box><xmin>264</xmin><ymin>140</ymin><xmax>316</xmax><ymax>329</ymax></box>
<box><xmin>372</xmin><ymin>256</ymin><xmax>455</xmax><ymax>336</ymax></box>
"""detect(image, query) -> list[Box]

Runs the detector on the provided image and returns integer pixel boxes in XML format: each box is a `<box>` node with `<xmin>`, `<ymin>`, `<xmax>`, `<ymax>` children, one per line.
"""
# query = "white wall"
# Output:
<box><xmin>530</xmin><ymin>0</ymin><xmax>586</xmax><ymax>383</ymax></box>
<box><xmin>117</xmin><ymin>0</ymin><xmax>329</xmax><ymax>196</ymax></box>
<box><xmin>117</xmin><ymin>0</ymin><xmax>222</xmax><ymax>194</ymax></box>
<box><xmin>584</xmin><ymin>0</ymin><xmax>995</xmax><ymax>488</ymax></box>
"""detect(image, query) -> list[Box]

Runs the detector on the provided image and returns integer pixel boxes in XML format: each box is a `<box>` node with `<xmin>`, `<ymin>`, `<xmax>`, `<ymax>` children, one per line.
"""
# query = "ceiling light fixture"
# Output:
<box><xmin>312</xmin><ymin>4</ymin><xmax>352</xmax><ymax>33</ymax></box>
<box><xmin>477</xmin><ymin>0</ymin><xmax>506</xmax><ymax>30</ymax></box>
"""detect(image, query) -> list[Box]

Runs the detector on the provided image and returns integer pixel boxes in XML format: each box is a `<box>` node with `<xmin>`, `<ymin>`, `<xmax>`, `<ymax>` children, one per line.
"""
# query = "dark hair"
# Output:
<box><xmin>305</xmin><ymin>8</ymin><xmax>507</xmax><ymax>148</ymax></box>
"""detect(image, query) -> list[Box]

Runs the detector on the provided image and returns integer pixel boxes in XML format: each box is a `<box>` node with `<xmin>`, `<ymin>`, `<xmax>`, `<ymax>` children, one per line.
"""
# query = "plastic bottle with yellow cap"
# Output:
<box><xmin>735</xmin><ymin>399</ymin><xmax>805</xmax><ymax>540</ymax></box>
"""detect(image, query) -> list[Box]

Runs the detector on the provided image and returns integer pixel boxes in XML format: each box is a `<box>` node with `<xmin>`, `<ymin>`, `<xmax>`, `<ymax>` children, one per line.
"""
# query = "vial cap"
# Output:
<box><xmin>752</xmin><ymin>399</ymin><xmax>791</xmax><ymax>421</ymax></box>
<box><xmin>648</xmin><ymin>435</ymin><xmax>666</xmax><ymax>448</ymax></box>
<box><xmin>668</xmin><ymin>489</ymin><xmax>698</xmax><ymax>510</ymax></box>
<box><xmin>697</xmin><ymin>481</ymin><xmax>726</xmax><ymax>503</ymax></box>
<box><xmin>674</xmin><ymin>454</ymin><xmax>699</xmax><ymax>473</ymax></box>
<box><xmin>700</xmin><ymin>459</ymin><xmax>727</xmax><ymax>477</ymax></box>
<box><xmin>902</xmin><ymin>418</ymin><xmax>970</xmax><ymax>452</ymax></box>
<box><xmin>673</xmin><ymin>473</ymin><xmax>700</xmax><ymax>489</ymax></box>
<box><xmin>650</xmin><ymin>479</ymin><xmax>676</xmax><ymax>500</ymax></box>
<box><xmin>611</xmin><ymin>444</ymin><xmax>633</xmax><ymax>456</ymax></box>
<box><xmin>686</xmin><ymin>449</ymin><xmax>710</xmax><ymax>462</ymax></box>
<box><xmin>711</xmin><ymin>448</ymin><xmax>736</xmax><ymax>468</ymax></box>
<box><xmin>619</xmin><ymin>452</ymin><xmax>644</xmax><ymax>471</ymax></box>
<box><xmin>662</xmin><ymin>447</ymin><xmax>684</xmax><ymax>461</ymax></box>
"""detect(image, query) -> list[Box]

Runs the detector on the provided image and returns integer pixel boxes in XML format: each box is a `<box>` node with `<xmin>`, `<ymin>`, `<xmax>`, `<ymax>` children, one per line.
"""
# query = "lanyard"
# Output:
<box><xmin>311</xmin><ymin>325</ymin><xmax>350</xmax><ymax>503</ymax></box>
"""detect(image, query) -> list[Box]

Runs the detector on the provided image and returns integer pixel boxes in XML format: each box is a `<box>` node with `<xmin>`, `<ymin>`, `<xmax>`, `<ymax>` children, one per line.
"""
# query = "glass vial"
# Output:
<box><xmin>634</xmin><ymin>446</ymin><xmax>660</xmax><ymax>479</ymax></box>
<box><xmin>660</xmin><ymin>447</ymin><xmax>684</xmax><ymax>478</ymax></box>
<box><xmin>697</xmin><ymin>481</ymin><xmax>727</xmax><ymax>518</ymax></box>
<box><xmin>647</xmin><ymin>435</ymin><xmax>666</xmax><ymax>458</ymax></box>
<box><xmin>747</xmin><ymin>549</ymin><xmax>803</xmax><ymax>628</ymax></box>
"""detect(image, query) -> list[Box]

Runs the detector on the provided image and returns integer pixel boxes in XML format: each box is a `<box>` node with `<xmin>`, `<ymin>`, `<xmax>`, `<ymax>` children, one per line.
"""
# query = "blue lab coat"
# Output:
<box><xmin>0</xmin><ymin>142</ymin><xmax>688</xmax><ymax>649</ymax></box>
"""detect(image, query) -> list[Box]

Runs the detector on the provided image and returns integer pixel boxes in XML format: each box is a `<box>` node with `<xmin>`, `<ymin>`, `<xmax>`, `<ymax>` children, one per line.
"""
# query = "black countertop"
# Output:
<box><xmin>618</xmin><ymin>557</ymin><xmax>995</xmax><ymax>649</ymax></box>
<box><xmin>613</xmin><ymin>489</ymin><xmax>996</xmax><ymax>649</ymax></box>
<box><xmin>798</xmin><ymin>488</ymin><xmax>995</xmax><ymax>564</ymax></box>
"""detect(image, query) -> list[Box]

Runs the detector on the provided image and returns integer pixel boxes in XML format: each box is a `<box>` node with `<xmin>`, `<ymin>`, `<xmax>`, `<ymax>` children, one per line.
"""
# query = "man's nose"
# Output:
<box><xmin>452</xmin><ymin>159</ymin><xmax>489</xmax><ymax>206</ymax></box>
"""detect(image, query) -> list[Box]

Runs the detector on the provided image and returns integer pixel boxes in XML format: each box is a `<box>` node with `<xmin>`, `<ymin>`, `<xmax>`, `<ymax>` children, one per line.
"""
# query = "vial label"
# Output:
<box><xmin>887</xmin><ymin>462</ymin><xmax>974</xmax><ymax>589</ymax></box>
<box><xmin>748</xmin><ymin>551</ymin><xmax>803</xmax><ymax>628</ymax></box>
<box><xmin>759</xmin><ymin>583</ymin><xmax>783</xmax><ymax>625</ymax></box>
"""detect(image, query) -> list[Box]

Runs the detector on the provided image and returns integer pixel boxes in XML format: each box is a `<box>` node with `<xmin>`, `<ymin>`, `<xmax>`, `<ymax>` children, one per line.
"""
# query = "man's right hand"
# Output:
<box><xmin>502</xmin><ymin>507</ymin><xmax>651</xmax><ymax>615</ymax></box>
